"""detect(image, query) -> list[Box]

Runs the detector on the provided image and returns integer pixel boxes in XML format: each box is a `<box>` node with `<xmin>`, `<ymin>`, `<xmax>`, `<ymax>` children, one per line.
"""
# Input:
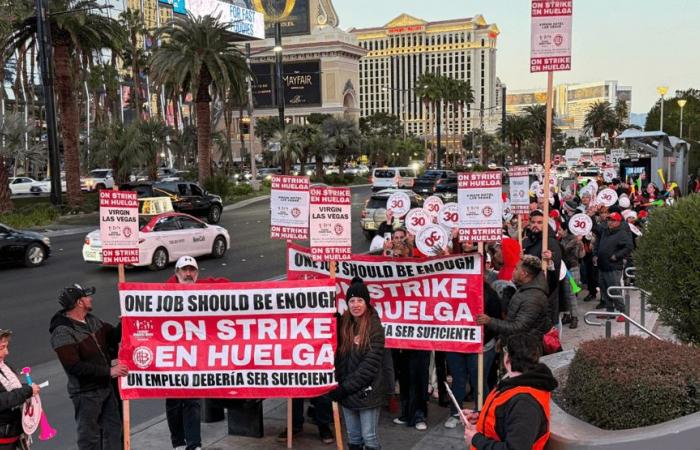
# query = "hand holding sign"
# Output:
<box><xmin>568</xmin><ymin>213</ymin><xmax>593</xmax><ymax>236</ymax></box>
<box><xmin>387</xmin><ymin>191</ymin><xmax>411</xmax><ymax>217</ymax></box>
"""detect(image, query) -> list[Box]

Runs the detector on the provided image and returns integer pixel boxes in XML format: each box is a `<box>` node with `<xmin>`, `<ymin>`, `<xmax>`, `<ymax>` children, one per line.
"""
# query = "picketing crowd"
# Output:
<box><xmin>0</xmin><ymin>169</ymin><xmax>690</xmax><ymax>450</ymax></box>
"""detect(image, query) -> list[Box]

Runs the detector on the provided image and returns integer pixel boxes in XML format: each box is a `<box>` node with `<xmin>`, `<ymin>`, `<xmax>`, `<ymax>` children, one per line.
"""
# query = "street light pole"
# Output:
<box><xmin>36</xmin><ymin>0</ymin><xmax>62</xmax><ymax>206</ymax></box>
<box><xmin>657</xmin><ymin>86</ymin><xmax>668</xmax><ymax>133</ymax></box>
<box><xmin>274</xmin><ymin>15</ymin><xmax>285</xmax><ymax>131</ymax></box>
<box><xmin>678</xmin><ymin>99</ymin><xmax>687</xmax><ymax>139</ymax></box>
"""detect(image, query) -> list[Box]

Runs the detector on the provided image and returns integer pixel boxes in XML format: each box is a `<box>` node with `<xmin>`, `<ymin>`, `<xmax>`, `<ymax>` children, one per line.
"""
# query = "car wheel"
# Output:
<box><xmin>149</xmin><ymin>247</ymin><xmax>169</xmax><ymax>271</ymax></box>
<box><xmin>208</xmin><ymin>205</ymin><xmax>222</xmax><ymax>224</ymax></box>
<box><xmin>211</xmin><ymin>236</ymin><xmax>227</xmax><ymax>258</ymax></box>
<box><xmin>24</xmin><ymin>243</ymin><xmax>46</xmax><ymax>267</ymax></box>
<box><xmin>363</xmin><ymin>230</ymin><xmax>375</xmax><ymax>241</ymax></box>
<box><xmin>30</xmin><ymin>186</ymin><xmax>42</xmax><ymax>196</ymax></box>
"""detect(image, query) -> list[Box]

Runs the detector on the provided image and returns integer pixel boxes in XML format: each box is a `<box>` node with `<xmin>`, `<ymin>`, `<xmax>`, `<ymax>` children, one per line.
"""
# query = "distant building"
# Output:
<box><xmin>349</xmin><ymin>14</ymin><xmax>502</xmax><ymax>151</ymax></box>
<box><xmin>506</xmin><ymin>81</ymin><xmax>632</xmax><ymax>137</ymax></box>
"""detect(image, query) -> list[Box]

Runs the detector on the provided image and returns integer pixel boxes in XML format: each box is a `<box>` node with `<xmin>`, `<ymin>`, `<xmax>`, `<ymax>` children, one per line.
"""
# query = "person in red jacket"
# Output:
<box><xmin>497</xmin><ymin>238</ymin><xmax>521</xmax><ymax>282</ymax></box>
<box><xmin>164</xmin><ymin>256</ymin><xmax>229</xmax><ymax>450</ymax></box>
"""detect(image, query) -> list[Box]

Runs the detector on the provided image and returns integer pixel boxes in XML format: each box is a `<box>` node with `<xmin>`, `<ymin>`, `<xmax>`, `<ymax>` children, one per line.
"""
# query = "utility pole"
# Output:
<box><xmin>246</xmin><ymin>43</ymin><xmax>258</xmax><ymax>187</ymax></box>
<box><xmin>501</xmin><ymin>86</ymin><xmax>507</xmax><ymax>143</ymax></box>
<box><xmin>274</xmin><ymin>5</ymin><xmax>285</xmax><ymax>131</ymax></box>
<box><xmin>35</xmin><ymin>0</ymin><xmax>62</xmax><ymax>206</ymax></box>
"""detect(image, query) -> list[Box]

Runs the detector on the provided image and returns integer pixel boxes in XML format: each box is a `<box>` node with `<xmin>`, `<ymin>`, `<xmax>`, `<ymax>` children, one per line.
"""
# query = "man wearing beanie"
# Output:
<box><xmin>49</xmin><ymin>284</ymin><xmax>126</xmax><ymax>449</ymax></box>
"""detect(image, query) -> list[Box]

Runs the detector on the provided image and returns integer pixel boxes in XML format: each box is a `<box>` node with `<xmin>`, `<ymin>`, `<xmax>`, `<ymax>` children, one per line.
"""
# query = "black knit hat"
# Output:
<box><xmin>346</xmin><ymin>277</ymin><xmax>372</xmax><ymax>308</ymax></box>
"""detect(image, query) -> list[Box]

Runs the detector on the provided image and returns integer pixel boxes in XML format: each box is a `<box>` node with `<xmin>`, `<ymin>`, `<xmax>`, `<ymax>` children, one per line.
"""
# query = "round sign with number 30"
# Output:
<box><xmin>568</xmin><ymin>213</ymin><xmax>593</xmax><ymax>236</ymax></box>
<box><xmin>416</xmin><ymin>224</ymin><xmax>448</xmax><ymax>256</ymax></box>
<box><xmin>386</xmin><ymin>191</ymin><xmax>411</xmax><ymax>217</ymax></box>
<box><xmin>405</xmin><ymin>208</ymin><xmax>431</xmax><ymax>235</ymax></box>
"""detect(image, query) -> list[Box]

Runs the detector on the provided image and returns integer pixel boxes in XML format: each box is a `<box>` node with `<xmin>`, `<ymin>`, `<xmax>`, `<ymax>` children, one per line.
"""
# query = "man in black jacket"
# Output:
<box><xmin>594</xmin><ymin>212</ymin><xmax>634</xmax><ymax>315</ymax></box>
<box><xmin>477</xmin><ymin>255</ymin><xmax>552</xmax><ymax>339</ymax></box>
<box><xmin>49</xmin><ymin>284</ymin><xmax>127</xmax><ymax>450</ymax></box>
<box><xmin>523</xmin><ymin>210</ymin><xmax>562</xmax><ymax>326</ymax></box>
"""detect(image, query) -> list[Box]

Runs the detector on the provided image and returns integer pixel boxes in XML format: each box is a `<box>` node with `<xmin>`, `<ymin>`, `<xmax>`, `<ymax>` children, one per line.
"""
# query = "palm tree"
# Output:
<box><xmin>584</xmin><ymin>101</ymin><xmax>617</xmax><ymax>141</ymax></box>
<box><xmin>615</xmin><ymin>99</ymin><xmax>629</xmax><ymax>131</ymax></box>
<box><xmin>90</xmin><ymin>121</ymin><xmax>150</xmax><ymax>184</ymax></box>
<box><xmin>150</xmin><ymin>14</ymin><xmax>249</xmax><ymax>183</ymax></box>
<box><xmin>457</xmin><ymin>80</ymin><xmax>474</xmax><ymax>166</ymax></box>
<box><xmin>415</xmin><ymin>73</ymin><xmax>442</xmax><ymax>166</ymax></box>
<box><xmin>498</xmin><ymin>115</ymin><xmax>531</xmax><ymax>162</ymax></box>
<box><xmin>119</xmin><ymin>9</ymin><xmax>147</xmax><ymax>119</ymax></box>
<box><xmin>5</xmin><ymin>0</ymin><xmax>122</xmax><ymax>207</ymax></box>
<box><xmin>309</xmin><ymin>128</ymin><xmax>332</xmax><ymax>179</ymax></box>
<box><xmin>273</xmin><ymin>125</ymin><xmax>304</xmax><ymax>174</ymax></box>
<box><xmin>322</xmin><ymin>117</ymin><xmax>361</xmax><ymax>176</ymax></box>
<box><xmin>0</xmin><ymin>112</ymin><xmax>44</xmax><ymax>212</ymax></box>
<box><xmin>138</xmin><ymin>118</ymin><xmax>172</xmax><ymax>178</ymax></box>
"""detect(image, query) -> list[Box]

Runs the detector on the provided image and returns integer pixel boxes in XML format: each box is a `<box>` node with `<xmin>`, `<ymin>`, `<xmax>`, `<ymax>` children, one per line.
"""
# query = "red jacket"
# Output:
<box><xmin>498</xmin><ymin>238</ymin><xmax>521</xmax><ymax>282</ymax></box>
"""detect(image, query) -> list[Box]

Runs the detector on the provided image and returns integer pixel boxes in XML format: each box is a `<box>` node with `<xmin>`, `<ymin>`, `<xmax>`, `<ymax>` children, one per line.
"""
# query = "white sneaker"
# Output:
<box><xmin>444</xmin><ymin>415</ymin><xmax>460</xmax><ymax>429</ymax></box>
<box><xmin>415</xmin><ymin>421</ymin><xmax>428</xmax><ymax>431</ymax></box>
<box><xmin>173</xmin><ymin>447</ymin><xmax>185</xmax><ymax>450</ymax></box>
<box><xmin>393</xmin><ymin>417</ymin><xmax>408</xmax><ymax>425</ymax></box>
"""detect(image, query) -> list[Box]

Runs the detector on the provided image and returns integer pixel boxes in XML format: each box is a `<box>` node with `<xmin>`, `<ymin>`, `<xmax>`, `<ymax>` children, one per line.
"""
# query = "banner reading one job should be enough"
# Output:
<box><xmin>118</xmin><ymin>279</ymin><xmax>337</xmax><ymax>399</ymax></box>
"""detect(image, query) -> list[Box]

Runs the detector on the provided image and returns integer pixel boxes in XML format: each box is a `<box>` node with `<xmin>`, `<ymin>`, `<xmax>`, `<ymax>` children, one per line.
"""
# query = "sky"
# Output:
<box><xmin>333</xmin><ymin>0</ymin><xmax>700</xmax><ymax>114</ymax></box>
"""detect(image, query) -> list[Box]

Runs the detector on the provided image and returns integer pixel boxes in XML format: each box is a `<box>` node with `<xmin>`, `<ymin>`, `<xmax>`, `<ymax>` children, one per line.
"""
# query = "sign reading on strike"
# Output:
<box><xmin>457</xmin><ymin>172</ymin><xmax>503</xmax><ymax>242</ymax></box>
<box><xmin>309</xmin><ymin>186</ymin><xmax>351</xmax><ymax>261</ymax></box>
<box><xmin>287</xmin><ymin>243</ymin><xmax>484</xmax><ymax>353</ymax></box>
<box><xmin>270</xmin><ymin>175</ymin><xmax>310</xmax><ymax>240</ymax></box>
<box><xmin>100</xmin><ymin>190</ymin><xmax>139</xmax><ymax>265</ymax></box>
<box><xmin>509</xmin><ymin>166</ymin><xmax>530</xmax><ymax>214</ymax></box>
<box><xmin>118</xmin><ymin>279</ymin><xmax>337</xmax><ymax>399</ymax></box>
<box><xmin>530</xmin><ymin>0</ymin><xmax>573</xmax><ymax>72</ymax></box>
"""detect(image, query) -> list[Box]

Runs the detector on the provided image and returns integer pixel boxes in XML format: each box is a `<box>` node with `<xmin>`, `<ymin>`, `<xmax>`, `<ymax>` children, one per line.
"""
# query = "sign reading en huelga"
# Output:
<box><xmin>286</xmin><ymin>243</ymin><xmax>484</xmax><ymax>353</ymax></box>
<box><xmin>118</xmin><ymin>279</ymin><xmax>337</xmax><ymax>399</ymax></box>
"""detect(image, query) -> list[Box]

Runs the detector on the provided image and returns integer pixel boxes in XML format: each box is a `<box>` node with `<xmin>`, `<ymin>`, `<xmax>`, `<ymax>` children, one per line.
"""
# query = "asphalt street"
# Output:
<box><xmin>0</xmin><ymin>185</ymin><xmax>374</xmax><ymax>449</ymax></box>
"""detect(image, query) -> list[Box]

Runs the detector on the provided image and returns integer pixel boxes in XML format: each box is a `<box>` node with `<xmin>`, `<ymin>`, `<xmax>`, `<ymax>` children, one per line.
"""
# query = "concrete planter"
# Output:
<box><xmin>542</xmin><ymin>351</ymin><xmax>700</xmax><ymax>450</ymax></box>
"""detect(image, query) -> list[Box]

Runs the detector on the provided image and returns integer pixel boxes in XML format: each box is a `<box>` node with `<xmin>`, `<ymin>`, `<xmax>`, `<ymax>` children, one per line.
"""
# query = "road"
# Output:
<box><xmin>0</xmin><ymin>185</ymin><xmax>374</xmax><ymax>449</ymax></box>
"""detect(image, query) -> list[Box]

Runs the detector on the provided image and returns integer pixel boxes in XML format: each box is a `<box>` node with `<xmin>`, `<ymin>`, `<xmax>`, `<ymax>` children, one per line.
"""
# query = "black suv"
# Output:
<box><xmin>412</xmin><ymin>170</ymin><xmax>456</xmax><ymax>196</ymax></box>
<box><xmin>120</xmin><ymin>181</ymin><xmax>224</xmax><ymax>224</ymax></box>
<box><xmin>434</xmin><ymin>174</ymin><xmax>459</xmax><ymax>201</ymax></box>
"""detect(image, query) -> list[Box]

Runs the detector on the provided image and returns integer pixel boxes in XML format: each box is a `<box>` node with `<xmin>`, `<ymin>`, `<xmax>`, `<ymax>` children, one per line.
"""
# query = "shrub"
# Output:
<box><xmin>634</xmin><ymin>194</ymin><xmax>700</xmax><ymax>344</ymax></box>
<box><xmin>561</xmin><ymin>336</ymin><xmax>700</xmax><ymax>430</ymax></box>
<box><xmin>204</xmin><ymin>174</ymin><xmax>234</xmax><ymax>200</ymax></box>
<box><xmin>0</xmin><ymin>204</ymin><xmax>60</xmax><ymax>229</ymax></box>
<box><xmin>230</xmin><ymin>183</ymin><xmax>252</xmax><ymax>197</ymax></box>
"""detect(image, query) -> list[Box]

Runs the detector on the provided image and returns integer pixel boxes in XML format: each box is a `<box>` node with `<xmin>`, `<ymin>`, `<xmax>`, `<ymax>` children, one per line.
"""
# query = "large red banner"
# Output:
<box><xmin>287</xmin><ymin>243</ymin><xmax>484</xmax><ymax>353</ymax></box>
<box><xmin>118</xmin><ymin>279</ymin><xmax>337</xmax><ymax>399</ymax></box>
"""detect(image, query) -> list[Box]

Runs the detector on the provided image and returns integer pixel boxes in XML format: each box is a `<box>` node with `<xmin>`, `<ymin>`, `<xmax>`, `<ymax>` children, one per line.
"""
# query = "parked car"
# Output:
<box><xmin>8</xmin><ymin>177</ymin><xmax>50</xmax><ymax>195</ymax></box>
<box><xmin>0</xmin><ymin>224</ymin><xmax>51</xmax><ymax>267</ymax></box>
<box><xmin>81</xmin><ymin>169</ymin><xmax>114</xmax><ymax>192</ymax></box>
<box><xmin>119</xmin><ymin>181</ymin><xmax>224</xmax><ymax>224</ymax></box>
<box><xmin>82</xmin><ymin>212</ymin><xmax>229</xmax><ymax>271</ymax></box>
<box><xmin>360</xmin><ymin>189</ymin><xmax>423</xmax><ymax>240</ymax></box>
<box><xmin>575</xmin><ymin>167</ymin><xmax>601</xmax><ymax>185</ymax></box>
<box><xmin>370</xmin><ymin>167</ymin><xmax>417</xmax><ymax>191</ymax></box>
<box><xmin>412</xmin><ymin>170</ymin><xmax>456</xmax><ymax>196</ymax></box>
<box><xmin>257</xmin><ymin>167</ymin><xmax>282</xmax><ymax>181</ymax></box>
<box><xmin>434</xmin><ymin>174</ymin><xmax>459</xmax><ymax>201</ymax></box>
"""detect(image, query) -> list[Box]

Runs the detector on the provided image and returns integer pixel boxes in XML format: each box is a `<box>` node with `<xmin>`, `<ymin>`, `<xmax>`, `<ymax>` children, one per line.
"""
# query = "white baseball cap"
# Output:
<box><xmin>175</xmin><ymin>256</ymin><xmax>198</xmax><ymax>270</ymax></box>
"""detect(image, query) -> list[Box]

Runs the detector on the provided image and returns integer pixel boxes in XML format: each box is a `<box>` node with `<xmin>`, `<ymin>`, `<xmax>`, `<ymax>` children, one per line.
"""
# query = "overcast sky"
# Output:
<box><xmin>333</xmin><ymin>0</ymin><xmax>699</xmax><ymax>114</ymax></box>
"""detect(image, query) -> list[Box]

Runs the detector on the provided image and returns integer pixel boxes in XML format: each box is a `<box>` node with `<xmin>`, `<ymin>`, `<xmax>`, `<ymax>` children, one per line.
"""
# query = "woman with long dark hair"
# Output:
<box><xmin>329</xmin><ymin>278</ymin><xmax>386</xmax><ymax>450</ymax></box>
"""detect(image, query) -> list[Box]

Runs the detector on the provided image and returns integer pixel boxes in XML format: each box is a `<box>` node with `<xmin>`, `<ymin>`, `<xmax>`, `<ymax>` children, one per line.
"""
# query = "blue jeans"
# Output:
<box><xmin>165</xmin><ymin>399</ymin><xmax>201</xmax><ymax>450</ymax></box>
<box><xmin>71</xmin><ymin>387</ymin><xmax>122</xmax><ymax>450</ymax></box>
<box><xmin>342</xmin><ymin>406</ymin><xmax>381</xmax><ymax>449</ymax></box>
<box><xmin>445</xmin><ymin>348</ymin><xmax>496</xmax><ymax>416</ymax></box>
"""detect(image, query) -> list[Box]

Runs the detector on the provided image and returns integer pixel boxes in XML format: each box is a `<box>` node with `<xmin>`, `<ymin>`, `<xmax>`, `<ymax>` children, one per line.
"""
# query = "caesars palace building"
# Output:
<box><xmin>221</xmin><ymin>0</ymin><xmax>502</xmax><ymax>162</ymax></box>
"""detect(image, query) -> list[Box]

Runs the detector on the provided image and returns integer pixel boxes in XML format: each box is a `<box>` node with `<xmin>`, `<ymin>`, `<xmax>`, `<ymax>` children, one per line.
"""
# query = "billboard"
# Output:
<box><xmin>187</xmin><ymin>0</ymin><xmax>265</xmax><ymax>40</ymax></box>
<box><xmin>506</xmin><ymin>91</ymin><xmax>548</xmax><ymax>106</ymax></box>
<box><xmin>567</xmin><ymin>85</ymin><xmax>607</xmax><ymax>102</ymax></box>
<box><xmin>159</xmin><ymin>0</ymin><xmax>187</xmax><ymax>15</ymax></box>
<box><xmin>252</xmin><ymin>60</ymin><xmax>321</xmax><ymax>108</ymax></box>
<box><xmin>238</xmin><ymin>0</ymin><xmax>311</xmax><ymax>37</ymax></box>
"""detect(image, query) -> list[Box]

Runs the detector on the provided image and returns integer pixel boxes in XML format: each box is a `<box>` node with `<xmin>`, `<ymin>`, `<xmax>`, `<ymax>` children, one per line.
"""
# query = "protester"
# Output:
<box><xmin>382</xmin><ymin>227</ymin><xmax>412</xmax><ymax>257</ymax></box>
<box><xmin>558</xmin><ymin>224</ymin><xmax>584</xmax><ymax>329</ymax></box>
<box><xmin>523</xmin><ymin>210</ymin><xmax>563</xmax><ymax>327</ymax></box>
<box><xmin>476</xmin><ymin>255</ymin><xmax>552</xmax><ymax>339</ymax></box>
<box><xmin>329</xmin><ymin>278</ymin><xmax>386</xmax><ymax>450</ymax></box>
<box><xmin>462</xmin><ymin>333</ymin><xmax>557</xmax><ymax>450</ymax></box>
<box><xmin>0</xmin><ymin>329</ymin><xmax>40</xmax><ymax>450</ymax></box>
<box><xmin>164</xmin><ymin>256</ymin><xmax>231</xmax><ymax>450</ymax></box>
<box><xmin>593</xmin><ymin>213</ymin><xmax>634</xmax><ymax>318</ymax></box>
<box><xmin>49</xmin><ymin>284</ymin><xmax>126</xmax><ymax>450</ymax></box>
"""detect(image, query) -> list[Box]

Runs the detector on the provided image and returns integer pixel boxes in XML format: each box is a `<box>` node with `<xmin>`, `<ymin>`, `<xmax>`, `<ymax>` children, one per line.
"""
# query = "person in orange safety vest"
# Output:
<box><xmin>463</xmin><ymin>333</ymin><xmax>558</xmax><ymax>450</ymax></box>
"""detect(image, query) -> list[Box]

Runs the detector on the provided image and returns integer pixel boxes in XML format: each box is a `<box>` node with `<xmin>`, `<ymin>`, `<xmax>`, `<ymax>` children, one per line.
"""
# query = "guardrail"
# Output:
<box><xmin>584</xmin><ymin>311</ymin><xmax>661</xmax><ymax>340</ymax></box>
<box><xmin>606</xmin><ymin>285</ymin><xmax>651</xmax><ymax>335</ymax></box>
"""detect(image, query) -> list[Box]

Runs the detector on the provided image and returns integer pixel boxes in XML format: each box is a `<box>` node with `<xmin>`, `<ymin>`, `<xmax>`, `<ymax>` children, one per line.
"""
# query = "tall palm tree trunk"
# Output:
<box><xmin>131</xmin><ymin>32</ymin><xmax>142</xmax><ymax>118</ymax></box>
<box><xmin>0</xmin><ymin>158</ymin><xmax>13</xmax><ymax>213</ymax></box>
<box><xmin>54</xmin><ymin>43</ymin><xmax>82</xmax><ymax>207</ymax></box>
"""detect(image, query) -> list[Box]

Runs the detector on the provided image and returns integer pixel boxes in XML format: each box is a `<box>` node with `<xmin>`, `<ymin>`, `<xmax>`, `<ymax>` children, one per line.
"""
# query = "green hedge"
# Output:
<box><xmin>0</xmin><ymin>204</ymin><xmax>60</xmax><ymax>229</ymax></box>
<box><xmin>635</xmin><ymin>194</ymin><xmax>700</xmax><ymax>344</ymax></box>
<box><xmin>561</xmin><ymin>336</ymin><xmax>700</xmax><ymax>430</ymax></box>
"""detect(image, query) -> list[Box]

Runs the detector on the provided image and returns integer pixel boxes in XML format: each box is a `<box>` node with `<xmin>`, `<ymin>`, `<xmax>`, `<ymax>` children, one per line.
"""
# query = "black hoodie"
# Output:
<box><xmin>49</xmin><ymin>312</ymin><xmax>120</xmax><ymax>396</ymax></box>
<box><xmin>472</xmin><ymin>363</ymin><xmax>558</xmax><ymax>450</ymax></box>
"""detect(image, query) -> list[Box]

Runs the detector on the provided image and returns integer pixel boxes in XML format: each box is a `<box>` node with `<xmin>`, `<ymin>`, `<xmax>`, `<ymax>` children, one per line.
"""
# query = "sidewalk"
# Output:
<box><xmin>132</xmin><ymin>286</ymin><xmax>662</xmax><ymax>450</ymax></box>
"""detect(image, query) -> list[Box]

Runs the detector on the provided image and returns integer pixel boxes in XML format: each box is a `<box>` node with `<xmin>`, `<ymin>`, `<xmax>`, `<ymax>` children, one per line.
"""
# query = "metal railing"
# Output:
<box><xmin>606</xmin><ymin>285</ymin><xmax>651</xmax><ymax>335</ymax></box>
<box><xmin>584</xmin><ymin>311</ymin><xmax>661</xmax><ymax>340</ymax></box>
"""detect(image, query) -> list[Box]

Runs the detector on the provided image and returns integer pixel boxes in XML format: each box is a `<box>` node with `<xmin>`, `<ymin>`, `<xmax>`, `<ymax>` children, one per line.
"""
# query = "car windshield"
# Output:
<box><xmin>139</xmin><ymin>216</ymin><xmax>151</xmax><ymax>230</ymax></box>
<box><xmin>90</xmin><ymin>170</ymin><xmax>110</xmax><ymax>178</ymax></box>
<box><xmin>422</xmin><ymin>171</ymin><xmax>443</xmax><ymax>178</ymax></box>
<box><xmin>367</xmin><ymin>197</ymin><xmax>388</xmax><ymax>209</ymax></box>
<box><xmin>374</xmin><ymin>170</ymin><xmax>395</xmax><ymax>178</ymax></box>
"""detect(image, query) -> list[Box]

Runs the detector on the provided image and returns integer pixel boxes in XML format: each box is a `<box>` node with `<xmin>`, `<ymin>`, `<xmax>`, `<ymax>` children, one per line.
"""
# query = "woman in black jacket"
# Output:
<box><xmin>0</xmin><ymin>329</ymin><xmax>40</xmax><ymax>450</ymax></box>
<box><xmin>329</xmin><ymin>278</ymin><xmax>385</xmax><ymax>450</ymax></box>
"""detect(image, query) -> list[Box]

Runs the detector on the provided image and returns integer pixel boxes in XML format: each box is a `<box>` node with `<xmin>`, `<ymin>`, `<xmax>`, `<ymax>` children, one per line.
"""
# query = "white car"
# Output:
<box><xmin>82</xmin><ymin>212</ymin><xmax>230</xmax><ymax>270</ymax></box>
<box><xmin>9</xmin><ymin>177</ymin><xmax>50</xmax><ymax>195</ymax></box>
<box><xmin>81</xmin><ymin>169</ymin><xmax>114</xmax><ymax>192</ymax></box>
